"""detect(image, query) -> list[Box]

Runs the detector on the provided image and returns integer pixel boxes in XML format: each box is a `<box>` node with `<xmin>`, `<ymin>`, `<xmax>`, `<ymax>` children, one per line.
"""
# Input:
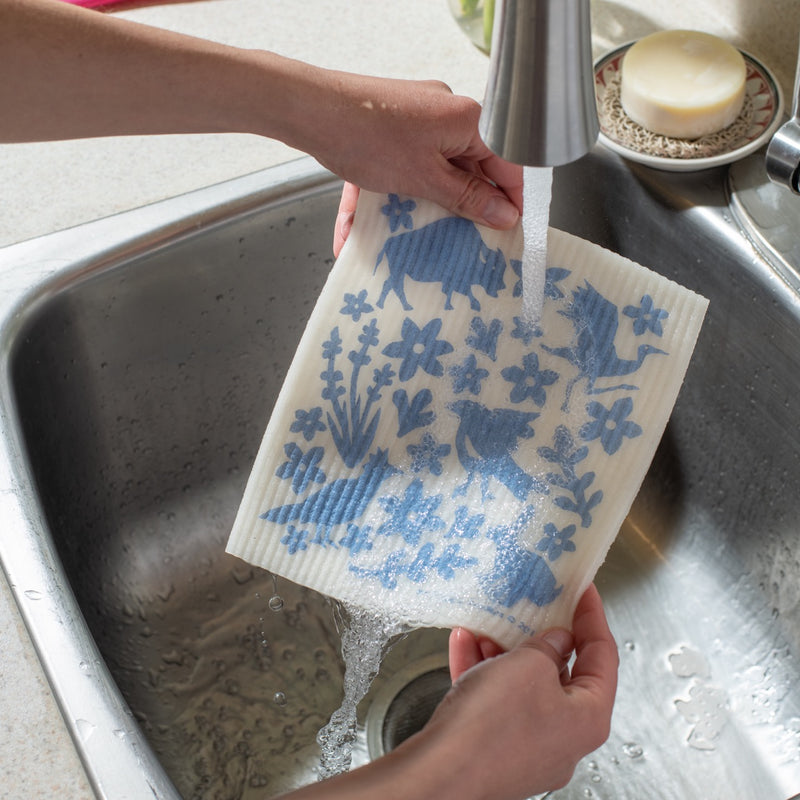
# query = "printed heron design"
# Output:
<box><xmin>542</xmin><ymin>281</ymin><xmax>666</xmax><ymax>410</ymax></box>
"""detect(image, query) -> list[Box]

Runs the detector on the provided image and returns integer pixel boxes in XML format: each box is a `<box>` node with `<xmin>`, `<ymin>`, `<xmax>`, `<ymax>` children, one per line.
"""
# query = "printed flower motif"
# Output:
<box><xmin>446</xmin><ymin>505</ymin><xmax>485</xmax><ymax>539</ymax></box>
<box><xmin>407</xmin><ymin>432</ymin><xmax>451</xmax><ymax>475</ymax></box>
<box><xmin>502</xmin><ymin>352</ymin><xmax>559</xmax><ymax>406</ymax></box>
<box><xmin>536</xmin><ymin>522</ymin><xmax>577</xmax><ymax>560</ymax></box>
<box><xmin>280</xmin><ymin>525</ymin><xmax>310</xmax><ymax>555</ymax></box>
<box><xmin>510</xmin><ymin>264</ymin><xmax>570</xmax><ymax>301</ymax></box>
<box><xmin>510</xmin><ymin>315</ymin><xmax>542</xmax><ymax>346</ymax></box>
<box><xmin>466</xmin><ymin>316</ymin><xmax>503</xmax><ymax>361</ymax></box>
<box><xmin>290</xmin><ymin>407</ymin><xmax>326</xmax><ymax>441</ymax></box>
<box><xmin>339</xmin><ymin>523</ymin><xmax>374</xmax><ymax>555</ymax></box>
<box><xmin>381</xmin><ymin>194</ymin><xmax>416</xmax><ymax>232</ymax></box>
<box><xmin>580</xmin><ymin>397</ymin><xmax>643</xmax><ymax>455</ymax></box>
<box><xmin>275</xmin><ymin>443</ymin><xmax>326</xmax><ymax>493</ymax></box>
<box><xmin>377</xmin><ymin>478</ymin><xmax>446</xmax><ymax>545</ymax></box>
<box><xmin>419</xmin><ymin>543</ymin><xmax>478</xmax><ymax>581</ymax></box>
<box><xmin>341</xmin><ymin>289</ymin><xmax>373</xmax><ymax>322</ymax></box>
<box><xmin>449</xmin><ymin>353</ymin><xmax>489</xmax><ymax>395</ymax></box>
<box><xmin>382</xmin><ymin>317</ymin><xmax>454</xmax><ymax>381</ymax></box>
<box><xmin>623</xmin><ymin>294</ymin><xmax>669</xmax><ymax>336</ymax></box>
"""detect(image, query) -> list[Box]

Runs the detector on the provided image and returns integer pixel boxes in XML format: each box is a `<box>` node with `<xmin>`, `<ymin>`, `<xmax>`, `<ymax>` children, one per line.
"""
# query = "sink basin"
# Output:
<box><xmin>1</xmin><ymin>155</ymin><xmax>799</xmax><ymax>799</ymax></box>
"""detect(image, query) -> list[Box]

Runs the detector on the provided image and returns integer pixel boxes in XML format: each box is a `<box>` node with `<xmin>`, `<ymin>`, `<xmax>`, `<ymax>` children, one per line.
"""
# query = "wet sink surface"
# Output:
<box><xmin>1</xmin><ymin>155</ymin><xmax>799</xmax><ymax>799</ymax></box>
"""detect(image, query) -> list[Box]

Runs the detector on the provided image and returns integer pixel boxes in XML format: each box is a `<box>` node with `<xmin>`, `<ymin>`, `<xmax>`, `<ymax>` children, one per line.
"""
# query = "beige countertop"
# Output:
<box><xmin>0</xmin><ymin>0</ymin><xmax>795</xmax><ymax>797</ymax></box>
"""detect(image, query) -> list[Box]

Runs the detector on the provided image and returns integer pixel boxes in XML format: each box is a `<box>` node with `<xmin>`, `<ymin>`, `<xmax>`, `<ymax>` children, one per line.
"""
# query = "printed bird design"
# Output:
<box><xmin>448</xmin><ymin>400</ymin><xmax>548</xmax><ymax>501</ymax></box>
<box><xmin>542</xmin><ymin>281</ymin><xmax>666</xmax><ymax>410</ymax></box>
<box><xmin>261</xmin><ymin>448</ymin><xmax>399</xmax><ymax>531</ymax></box>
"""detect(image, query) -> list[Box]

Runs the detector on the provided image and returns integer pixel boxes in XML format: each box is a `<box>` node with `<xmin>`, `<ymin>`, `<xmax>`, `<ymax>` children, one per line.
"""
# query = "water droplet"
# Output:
<box><xmin>75</xmin><ymin>719</ymin><xmax>96</xmax><ymax>742</ymax></box>
<box><xmin>268</xmin><ymin>595</ymin><xmax>284</xmax><ymax>612</ymax></box>
<box><xmin>273</xmin><ymin>691</ymin><xmax>287</xmax><ymax>707</ymax></box>
<box><xmin>24</xmin><ymin>589</ymin><xmax>43</xmax><ymax>601</ymax></box>
<box><xmin>622</xmin><ymin>742</ymin><xmax>644</xmax><ymax>759</ymax></box>
<box><xmin>624</xmin><ymin>640</ymin><xmax>635</xmax><ymax>651</ymax></box>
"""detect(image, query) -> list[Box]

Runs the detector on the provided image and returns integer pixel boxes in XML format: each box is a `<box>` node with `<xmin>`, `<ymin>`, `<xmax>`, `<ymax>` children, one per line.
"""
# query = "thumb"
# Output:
<box><xmin>523</xmin><ymin>628</ymin><xmax>575</xmax><ymax>677</ymax></box>
<box><xmin>438</xmin><ymin>165</ymin><xmax>520</xmax><ymax>230</ymax></box>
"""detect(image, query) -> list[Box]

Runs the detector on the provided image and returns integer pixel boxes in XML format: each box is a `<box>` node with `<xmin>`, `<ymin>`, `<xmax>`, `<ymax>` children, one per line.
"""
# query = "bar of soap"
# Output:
<box><xmin>620</xmin><ymin>30</ymin><xmax>746</xmax><ymax>139</ymax></box>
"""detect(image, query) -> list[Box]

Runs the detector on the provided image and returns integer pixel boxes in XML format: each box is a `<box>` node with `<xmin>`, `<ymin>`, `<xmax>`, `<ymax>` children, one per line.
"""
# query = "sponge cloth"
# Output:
<box><xmin>227</xmin><ymin>190</ymin><xmax>707</xmax><ymax>649</ymax></box>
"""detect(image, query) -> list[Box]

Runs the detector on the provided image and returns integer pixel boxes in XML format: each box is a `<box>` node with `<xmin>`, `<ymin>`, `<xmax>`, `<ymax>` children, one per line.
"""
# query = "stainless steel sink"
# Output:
<box><xmin>1</xmin><ymin>154</ymin><xmax>799</xmax><ymax>800</ymax></box>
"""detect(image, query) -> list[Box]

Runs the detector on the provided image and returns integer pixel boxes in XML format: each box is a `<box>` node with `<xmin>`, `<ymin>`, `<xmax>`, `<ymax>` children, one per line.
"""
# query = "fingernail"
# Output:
<box><xmin>482</xmin><ymin>196</ymin><xmax>519</xmax><ymax>228</ymax></box>
<box><xmin>541</xmin><ymin>628</ymin><xmax>574</xmax><ymax>661</ymax></box>
<box><xmin>337</xmin><ymin>210</ymin><xmax>355</xmax><ymax>241</ymax></box>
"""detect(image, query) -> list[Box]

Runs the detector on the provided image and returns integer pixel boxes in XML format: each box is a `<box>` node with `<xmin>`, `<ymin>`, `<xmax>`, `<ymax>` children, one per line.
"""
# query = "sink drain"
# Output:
<box><xmin>364</xmin><ymin>653</ymin><xmax>451</xmax><ymax>759</ymax></box>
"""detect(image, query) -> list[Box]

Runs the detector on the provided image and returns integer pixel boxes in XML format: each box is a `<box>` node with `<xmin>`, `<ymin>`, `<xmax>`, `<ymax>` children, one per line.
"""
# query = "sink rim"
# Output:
<box><xmin>3</xmin><ymin>150</ymin><xmax>800</xmax><ymax>799</ymax></box>
<box><xmin>0</xmin><ymin>157</ymin><xmax>341</xmax><ymax>800</ymax></box>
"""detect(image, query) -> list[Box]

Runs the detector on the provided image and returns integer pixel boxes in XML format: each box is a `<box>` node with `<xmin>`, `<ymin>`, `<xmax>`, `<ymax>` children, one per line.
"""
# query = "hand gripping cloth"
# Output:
<box><xmin>227</xmin><ymin>191</ymin><xmax>708</xmax><ymax>649</ymax></box>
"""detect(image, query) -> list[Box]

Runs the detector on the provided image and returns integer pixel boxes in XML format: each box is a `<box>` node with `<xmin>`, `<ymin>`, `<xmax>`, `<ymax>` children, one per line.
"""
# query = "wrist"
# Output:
<box><xmin>280</xmin><ymin>724</ymin><xmax>482</xmax><ymax>800</ymax></box>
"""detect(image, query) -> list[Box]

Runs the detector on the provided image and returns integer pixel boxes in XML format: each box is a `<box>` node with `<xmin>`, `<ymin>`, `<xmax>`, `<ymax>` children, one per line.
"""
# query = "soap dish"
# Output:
<box><xmin>594</xmin><ymin>42</ymin><xmax>784</xmax><ymax>172</ymax></box>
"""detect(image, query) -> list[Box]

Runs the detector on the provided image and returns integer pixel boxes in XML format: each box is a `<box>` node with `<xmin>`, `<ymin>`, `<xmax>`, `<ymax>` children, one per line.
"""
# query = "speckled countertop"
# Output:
<box><xmin>0</xmin><ymin>1</ymin><xmax>796</xmax><ymax>797</ymax></box>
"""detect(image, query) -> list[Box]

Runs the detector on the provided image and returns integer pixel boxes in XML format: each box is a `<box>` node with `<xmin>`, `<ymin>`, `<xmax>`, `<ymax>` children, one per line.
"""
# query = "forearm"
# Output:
<box><xmin>0</xmin><ymin>0</ymin><xmax>325</xmax><ymax>144</ymax></box>
<box><xmin>2</xmin><ymin>0</ymin><xmax>522</xmax><ymax>235</ymax></box>
<box><xmin>278</xmin><ymin>727</ymin><xmax>473</xmax><ymax>800</ymax></box>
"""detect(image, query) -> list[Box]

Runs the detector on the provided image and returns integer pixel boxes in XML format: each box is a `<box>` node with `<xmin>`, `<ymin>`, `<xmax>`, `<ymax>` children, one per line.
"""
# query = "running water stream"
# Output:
<box><xmin>521</xmin><ymin>166</ymin><xmax>554</xmax><ymax>324</ymax></box>
<box><xmin>315</xmin><ymin>170</ymin><xmax>554</xmax><ymax>779</ymax></box>
<box><xmin>316</xmin><ymin>603</ymin><xmax>407</xmax><ymax>779</ymax></box>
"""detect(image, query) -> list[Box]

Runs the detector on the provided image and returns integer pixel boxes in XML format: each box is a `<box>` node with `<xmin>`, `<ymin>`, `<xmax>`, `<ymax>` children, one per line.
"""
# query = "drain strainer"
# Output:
<box><xmin>364</xmin><ymin>653</ymin><xmax>451</xmax><ymax>760</ymax></box>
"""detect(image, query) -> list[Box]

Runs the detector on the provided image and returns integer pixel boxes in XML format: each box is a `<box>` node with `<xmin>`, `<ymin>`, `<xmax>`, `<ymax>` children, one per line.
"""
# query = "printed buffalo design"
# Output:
<box><xmin>374</xmin><ymin>217</ymin><xmax>507</xmax><ymax>311</ymax></box>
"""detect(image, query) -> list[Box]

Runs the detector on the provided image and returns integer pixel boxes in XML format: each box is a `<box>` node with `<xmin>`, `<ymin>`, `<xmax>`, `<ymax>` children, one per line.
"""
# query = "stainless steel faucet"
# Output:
<box><xmin>766</xmin><ymin>35</ymin><xmax>800</xmax><ymax>193</ymax></box>
<box><xmin>479</xmin><ymin>0</ymin><xmax>599</xmax><ymax>167</ymax></box>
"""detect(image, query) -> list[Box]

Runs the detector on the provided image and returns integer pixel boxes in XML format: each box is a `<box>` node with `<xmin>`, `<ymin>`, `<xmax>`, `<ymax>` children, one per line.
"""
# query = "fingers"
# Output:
<box><xmin>448</xmin><ymin>628</ymin><xmax>505</xmax><ymax>681</ymax></box>
<box><xmin>567</xmin><ymin>584</ymin><xmax>619</xmax><ymax>716</ymax></box>
<box><xmin>480</xmin><ymin>153</ymin><xmax>524</xmax><ymax>213</ymax></box>
<box><xmin>448</xmin><ymin>627</ymin><xmax>482</xmax><ymax>682</ymax></box>
<box><xmin>517</xmin><ymin>627</ymin><xmax>575</xmax><ymax>681</ymax></box>
<box><xmin>333</xmin><ymin>181</ymin><xmax>359</xmax><ymax>257</ymax></box>
<box><xmin>440</xmin><ymin>160</ymin><xmax>520</xmax><ymax>229</ymax></box>
<box><xmin>446</xmin><ymin>129</ymin><xmax>524</xmax><ymax>222</ymax></box>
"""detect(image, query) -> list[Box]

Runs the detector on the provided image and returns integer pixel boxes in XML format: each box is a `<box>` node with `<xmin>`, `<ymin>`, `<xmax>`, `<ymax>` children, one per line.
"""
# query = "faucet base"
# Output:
<box><xmin>728</xmin><ymin>150</ymin><xmax>800</xmax><ymax>293</ymax></box>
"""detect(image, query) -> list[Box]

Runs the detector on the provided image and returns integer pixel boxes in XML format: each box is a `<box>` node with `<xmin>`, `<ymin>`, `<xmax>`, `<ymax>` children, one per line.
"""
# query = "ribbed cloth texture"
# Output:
<box><xmin>227</xmin><ymin>190</ymin><xmax>708</xmax><ymax>648</ymax></box>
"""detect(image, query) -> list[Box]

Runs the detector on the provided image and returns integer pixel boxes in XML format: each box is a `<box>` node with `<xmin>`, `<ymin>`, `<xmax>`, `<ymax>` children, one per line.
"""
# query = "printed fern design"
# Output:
<box><xmin>321</xmin><ymin>321</ymin><xmax>395</xmax><ymax>468</ymax></box>
<box><xmin>538</xmin><ymin>425</ymin><xmax>603</xmax><ymax>528</ymax></box>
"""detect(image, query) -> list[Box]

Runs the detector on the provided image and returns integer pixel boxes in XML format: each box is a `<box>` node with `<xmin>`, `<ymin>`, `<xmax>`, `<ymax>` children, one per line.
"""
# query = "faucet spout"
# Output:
<box><xmin>766</xmin><ymin>35</ymin><xmax>800</xmax><ymax>193</ymax></box>
<box><xmin>479</xmin><ymin>0</ymin><xmax>599</xmax><ymax>167</ymax></box>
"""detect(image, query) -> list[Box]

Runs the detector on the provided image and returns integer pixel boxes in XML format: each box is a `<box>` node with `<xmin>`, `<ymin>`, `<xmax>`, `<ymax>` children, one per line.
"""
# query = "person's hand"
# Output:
<box><xmin>2</xmin><ymin>0</ymin><xmax>521</xmax><ymax>260</ymax></box>
<box><xmin>333</xmin><ymin>182</ymin><xmax>361</xmax><ymax>258</ymax></box>
<box><xmin>280</xmin><ymin>586</ymin><xmax>616</xmax><ymax>800</ymax></box>
<box><xmin>314</xmin><ymin>78</ymin><xmax>523</xmax><ymax>258</ymax></box>
<box><xmin>428</xmin><ymin>584</ymin><xmax>619</xmax><ymax>798</ymax></box>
